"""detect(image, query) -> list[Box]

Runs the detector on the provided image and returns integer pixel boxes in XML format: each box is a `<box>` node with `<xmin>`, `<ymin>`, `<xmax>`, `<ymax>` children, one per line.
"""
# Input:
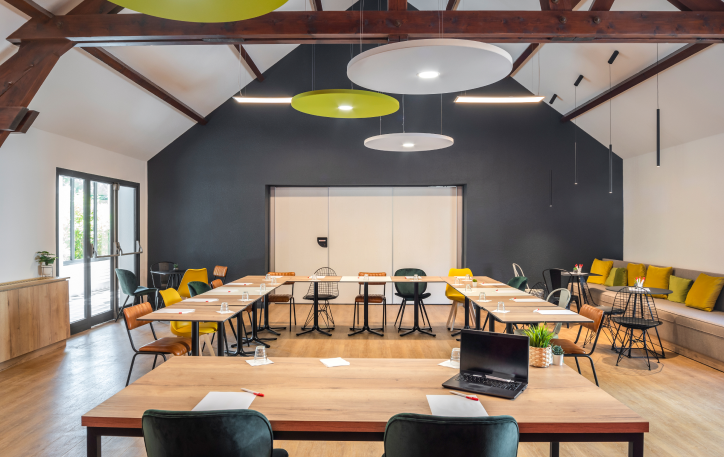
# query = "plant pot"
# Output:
<box><xmin>529</xmin><ymin>346</ymin><xmax>552</xmax><ymax>368</ymax></box>
<box><xmin>39</xmin><ymin>264</ymin><xmax>53</xmax><ymax>278</ymax></box>
<box><xmin>552</xmin><ymin>354</ymin><xmax>564</xmax><ymax>366</ymax></box>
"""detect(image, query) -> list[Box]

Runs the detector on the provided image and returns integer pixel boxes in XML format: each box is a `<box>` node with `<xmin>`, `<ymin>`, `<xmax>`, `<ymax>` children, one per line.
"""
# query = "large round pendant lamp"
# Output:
<box><xmin>109</xmin><ymin>0</ymin><xmax>289</xmax><ymax>23</ymax></box>
<box><xmin>347</xmin><ymin>39</ymin><xmax>512</xmax><ymax>95</ymax></box>
<box><xmin>291</xmin><ymin>89</ymin><xmax>399</xmax><ymax>119</ymax></box>
<box><xmin>364</xmin><ymin>133</ymin><xmax>454</xmax><ymax>152</ymax></box>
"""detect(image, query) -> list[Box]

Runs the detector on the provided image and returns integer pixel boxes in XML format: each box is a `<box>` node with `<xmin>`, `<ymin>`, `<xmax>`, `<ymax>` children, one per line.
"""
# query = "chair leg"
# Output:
<box><xmin>575</xmin><ymin>356</ymin><xmax>581</xmax><ymax>374</ymax></box>
<box><xmin>201</xmin><ymin>334</ymin><xmax>215</xmax><ymax>356</ymax></box>
<box><xmin>395</xmin><ymin>299</ymin><xmax>406</xmax><ymax>329</ymax></box>
<box><xmin>126</xmin><ymin>353</ymin><xmax>139</xmax><ymax>386</ymax></box>
<box><xmin>420</xmin><ymin>301</ymin><xmax>432</xmax><ymax>329</ymax></box>
<box><xmin>446</xmin><ymin>302</ymin><xmax>455</xmax><ymax>329</ymax></box>
<box><xmin>586</xmin><ymin>355</ymin><xmax>599</xmax><ymax>386</ymax></box>
<box><xmin>152</xmin><ymin>355</ymin><xmax>158</xmax><ymax>369</ymax></box>
<box><xmin>116</xmin><ymin>296</ymin><xmax>130</xmax><ymax>322</ymax></box>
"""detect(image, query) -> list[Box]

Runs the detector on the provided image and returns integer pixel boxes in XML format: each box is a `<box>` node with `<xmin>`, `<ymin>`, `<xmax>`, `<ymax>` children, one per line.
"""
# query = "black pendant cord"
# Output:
<box><xmin>656</xmin><ymin>43</ymin><xmax>661</xmax><ymax>167</ymax></box>
<box><xmin>574</xmin><ymin>83</ymin><xmax>578</xmax><ymax>185</ymax></box>
<box><xmin>609</xmin><ymin>62</ymin><xmax>613</xmax><ymax>194</ymax></box>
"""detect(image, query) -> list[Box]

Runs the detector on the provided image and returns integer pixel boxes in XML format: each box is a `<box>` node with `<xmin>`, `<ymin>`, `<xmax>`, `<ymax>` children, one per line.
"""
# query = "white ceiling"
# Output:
<box><xmin>1</xmin><ymin>0</ymin><xmax>721</xmax><ymax>160</ymax></box>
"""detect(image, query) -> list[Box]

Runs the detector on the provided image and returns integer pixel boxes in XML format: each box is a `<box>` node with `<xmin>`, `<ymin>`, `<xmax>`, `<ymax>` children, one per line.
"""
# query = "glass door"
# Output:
<box><xmin>57</xmin><ymin>169</ymin><xmax>140</xmax><ymax>334</ymax></box>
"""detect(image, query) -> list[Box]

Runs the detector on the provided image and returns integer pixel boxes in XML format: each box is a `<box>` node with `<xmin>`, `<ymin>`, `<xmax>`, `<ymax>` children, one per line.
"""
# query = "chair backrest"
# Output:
<box><xmin>269</xmin><ymin>271</ymin><xmax>295</xmax><ymax>285</ymax></box>
<box><xmin>358</xmin><ymin>272</ymin><xmax>387</xmax><ymax>286</ymax></box>
<box><xmin>547</xmin><ymin>288</ymin><xmax>571</xmax><ymax>309</ymax></box>
<box><xmin>393</xmin><ymin>268</ymin><xmax>428</xmax><ymax>297</ymax></box>
<box><xmin>507</xmin><ymin>276</ymin><xmax>528</xmax><ymax>291</ymax></box>
<box><xmin>188</xmin><ymin>281</ymin><xmax>211</xmax><ymax>297</ymax></box>
<box><xmin>178</xmin><ymin>269</ymin><xmax>208</xmax><ymax>298</ymax></box>
<box><xmin>611</xmin><ymin>288</ymin><xmax>660</xmax><ymax>326</ymax></box>
<box><xmin>543</xmin><ymin>268</ymin><xmax>571</xmax><ymax>293</ymax></box>
<box><xmin>211</xmin><ymin>279</ymin><xmax>223</xmax><ymax>289</ymax></box>
<box><xmin>445</xmin><ymin>268</ymin><xmax>473</xmax><ymax>297</ymax></box>
<box><xmin>158</xmin><ymin>288</ymin><xmax>182</xmax><ymax>308</ymax></box>
<box><xmin>142</xmin><ymin>409</ymin><xmax>275</xmax><ymax>457</ymax></box>
<box><xmin>123</xmin><ymin>302</ymin><xmax>153</xmax><ymax>331</ymax></box>
<box><xmin>579</xmin><ymin>304</ymin><xmax>604</xmax><ymax>333</ymax></box>
<box><xmin>213</xmin><ymin>265</ymin><xmax>228</xmax><ymax>279</ymax></box>
<box><xmin>115</xmin><ymin>268</ymin><xmax>139</xmax><ymax>295</ymax></box>
<box><xmin>304</xmin><ymin>267</ymin><xmax>339</xmax><ymax>298</ymax></box>
<box><xmin>151</xmin><ymin>261</ymin><xmax>175</xmax><ymax>272</ymax></box>
<box><xmin>383</xmin><ymin>413</ymin><xmax>519</xmax><ymax>457</ymax></box>
<box><xmin>513</xmin><ymin>263</ymin><xmax>525</xmax><ymax>278</ymax></box>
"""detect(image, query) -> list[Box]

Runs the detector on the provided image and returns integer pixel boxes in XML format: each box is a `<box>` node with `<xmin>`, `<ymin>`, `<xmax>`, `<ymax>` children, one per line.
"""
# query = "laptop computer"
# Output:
<box><xmin>442</xmin><ymin>330</ymin><xmax>529</xmax><ymax>400</ymax></box>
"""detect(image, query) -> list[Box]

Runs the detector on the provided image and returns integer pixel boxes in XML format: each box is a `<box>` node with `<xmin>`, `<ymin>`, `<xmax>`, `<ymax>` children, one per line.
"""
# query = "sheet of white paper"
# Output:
<box><xmin>309</xmin><ymin>276</ymin><xmax>326</xmax><ymax>279</ymax></box>
<box><xmin>192</xmin><ymin>392</ymin><xmax>256</xmax><ymax>411</ymax></box>
<box><xmin>492</xmin><ymin>310</ymin><xmax>510</xmax><ymax>314</ymax></box>
<box><xmin>183</xmin><ymin>298</ymin><xmax>218</xmax><ymax>303</ymax></box>
<box><xmin>473</xmin><ymin>289</ymin><xmax>529</xmax><ymax>296</ymax></box>
<box><xmin>227</xmin><ymin>283</ymin><xmax>253</xmax><ymax>286</ymax></box>
<box><xmin>535</xmin><ymin>309</ymin><xmax>577</xmax><ymax>315</ymax></box>
<box><xmin>511</xmin><ymin>298</ymin><xmax>546</xmax><ymax>302</ymax></box>
<box><xmin>216</xmin><ymin>311</ymin><xmax>234</xmax><ymax>314</ymax></box>
<box><xmin>246</xmin><ymin>359</ymin><xmax>274</xmax><ymax>366</ymax></box>
<box><xmin>426</xmin><ymin>395</ymin><xmax>488</xmax><ymax>417</ymax></box>
<box><xmin>320</xmin><ymin>357</ymin><xmax>350</xmax><ymax>367</ymax></box>
<box><xmin>438</xmin><ymin>360</ymin><xmax>459</xmax><ymax>368</ymax></box>
<box><xmin>156</xmin><ymin>308</ymin><xmax>195</xmax><ymax>314</ymax></box>
<box><xmin>340</xmin><ymin>276</ymin><xmax>392</xmax><ymax>282</ymax></box>
<box><xmin>478</xmin><ymin>283</ymin><xmax>506</xmax><ymax>286</ymax></box>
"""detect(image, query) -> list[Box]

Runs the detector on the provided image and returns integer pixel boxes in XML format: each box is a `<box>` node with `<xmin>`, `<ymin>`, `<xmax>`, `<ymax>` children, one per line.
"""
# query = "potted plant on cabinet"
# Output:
<box><xmin>36</xmin><ymin>251</ymin><xmax>58</xmax><ymax>277</ymax></box>
<box><xmin>523</xmin><ymin>323</ymin><xmax>554</xmax><ymax>368</ymax></box>
<box><xmin>552</xmin><ymin>345</ymin><xmax>564</xmax><ymax>366</ymax></box>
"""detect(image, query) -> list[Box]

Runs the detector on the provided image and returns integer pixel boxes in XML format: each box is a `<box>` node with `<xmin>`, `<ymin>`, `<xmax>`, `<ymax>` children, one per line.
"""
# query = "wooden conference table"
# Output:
<box><xmin>83</xmin><ymin>357</ymin><xmax>648</xmax><ymax>457</ymax></box>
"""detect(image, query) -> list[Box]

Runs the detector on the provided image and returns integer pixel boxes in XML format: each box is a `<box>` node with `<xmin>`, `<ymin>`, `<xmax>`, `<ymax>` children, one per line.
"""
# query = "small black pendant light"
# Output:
<box><xmin>573</xmin><ymin>74</ymin><xmax>583</xmax><ymax>185</ymax></box>
<box><xmin>656</xmin><ymin>44</ymin><xmax>661</xmax><ymax>167</ymax></box>
<box><xmin>608</xmin><ymin>51</ymin><xmax>618</xmax><ymax>194</ymax></box>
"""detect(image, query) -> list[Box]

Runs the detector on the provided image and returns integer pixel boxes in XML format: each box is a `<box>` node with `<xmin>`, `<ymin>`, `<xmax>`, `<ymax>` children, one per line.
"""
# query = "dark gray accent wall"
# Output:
<box><xmin>148</xmin><ymin>43</ymin><xmax>623</xmax><ymax>287</ymax></box>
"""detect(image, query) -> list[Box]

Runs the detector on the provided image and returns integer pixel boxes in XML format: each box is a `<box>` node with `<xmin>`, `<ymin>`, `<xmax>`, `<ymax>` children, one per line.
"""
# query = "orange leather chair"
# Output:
<box><xmin>551</xmin><ymin>305</ymin><xmax>605</xmax><ymax>386</ymax></box>
<box><xmin>354</xmin><ymin>272</ymin><xmax>387</xmax><ymax>329</ymax></box>
<box><xmin>213</xmin><ymin>266</ymin><xmax>228</xmax><ymax>283</ymax></box>
<box><xmin>122</xmin><ymin>302</ymin><xmax>191</xmax><ymax>386</ymax></box>
<box><xmin>266</xmin><ymin>272</ymin><xmax>296</xmax><ymax>330</ymax></box>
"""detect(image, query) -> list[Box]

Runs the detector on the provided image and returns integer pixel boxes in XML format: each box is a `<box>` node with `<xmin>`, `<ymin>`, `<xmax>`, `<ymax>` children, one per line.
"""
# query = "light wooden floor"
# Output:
<box><xmin>1</xmin><ymin>303</ymin><xmax>723</xmax><ymax>457</ymax></box>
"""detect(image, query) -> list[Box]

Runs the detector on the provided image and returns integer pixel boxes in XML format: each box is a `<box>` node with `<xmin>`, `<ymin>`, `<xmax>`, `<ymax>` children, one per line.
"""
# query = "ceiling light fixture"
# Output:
<box><xmin>608</xmin><ymin>50</ymin><xmax>619</xmax><ymax>194</ymax></box>
<box><xmin>573</xmin><ymin>74</ymin><xmax>584</xmax><ymax>185</ymax></box>
<box><xmin>291</xmin><ymin>90</ymin><xmax>398</xmax><ymax>119</ymax></box>
<box><xmin>418</xmin><ymin>71</ymin><xmax>440</xmax><ymax>79</ymax></box>
<box><xmin>365</xmin><ymin>133</ymin><xmax>453</xmax><ymax>152</ymax></box>
<box><xmin>108</xmin><ymin>0</ymin><xmax>288</xmax><ymax>23</ymax></box>
<box><xmin>455</xmin><ymin>96</ymin><xmax>544</xmax><ymax>104</ymax></box>
<box><xmin>233</xmin><ymin>97</ymin><xmax>292</xmax><ymax>104</ymax></box>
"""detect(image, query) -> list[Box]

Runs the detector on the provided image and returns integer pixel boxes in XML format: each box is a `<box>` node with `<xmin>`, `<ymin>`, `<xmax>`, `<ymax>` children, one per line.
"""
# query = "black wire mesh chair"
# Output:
<box><xmin>543</xmin><ymin>268</ymin><xmax>573</xmax><ymax>303</ymax></box>
<box><xmin>528</xmin><ymin>282</ymin><xmax>548</xmax><ymax>300</ymax></box>
<box><xmin>302</xmin><ymin>267</ymin><xmax>339</xmax><ymax>330</ymax></box>
<box><xmin>150</xmin><ymin>261</ymin><xmax>176</xmax><ymax>289</ymax></box>
<box><xmin>610</xmin><ymin>287</ymin><xmax>664</xmax><ymax>370</ymax></box>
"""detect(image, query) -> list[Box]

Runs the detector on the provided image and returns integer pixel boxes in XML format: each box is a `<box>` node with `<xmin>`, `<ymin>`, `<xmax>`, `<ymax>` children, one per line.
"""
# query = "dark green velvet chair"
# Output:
<box><xmin>507</xmin><ymin>276</ymin><xmax>528</xmax><ymax>292</ymax></box>
<box><xmin>393</xmin><ymin>268</ymin><xmax>432</xmax><ymax>330</ymax></box>
<box><xmin>115</xmin><ymin>268</ymin><xmax>158</xmax><ymax>321</ymax></box>
<box><xmin>142</xmin><ymin>409</ymin><xmax>288</xmax><ymax>457</ymax></box>
<box><xmin>383</xmin><ymin>413</ymin><xmax>519</xmax><ymax>457</ymax></box>
<box><xmin>188</xmin><ymin>281</ymin><xmax>212</xmax><ymax>297</ymax></box>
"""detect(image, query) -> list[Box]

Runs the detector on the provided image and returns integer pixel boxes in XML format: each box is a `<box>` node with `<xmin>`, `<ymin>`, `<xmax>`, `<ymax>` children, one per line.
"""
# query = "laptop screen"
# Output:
<box><xmin>459</xmin><ymin>330</ymin><xmax>529</xmax><ymax>381</ymax></box>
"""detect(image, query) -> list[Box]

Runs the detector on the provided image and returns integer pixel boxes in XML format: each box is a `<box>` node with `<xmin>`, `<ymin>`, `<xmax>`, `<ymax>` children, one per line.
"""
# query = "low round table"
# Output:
<box><xmin>605</xmin><ymin>286</ymin><xmax>670</xmax><ymax>362</ymax></box>
<box><xmin>563</xmin><ymin>272</ymin><xmax>601</xmax><ymax>308</ymax></box>
<box><xmin>150</xmin><ymin>268</ymin><xmax>186</xmax><ymax>290</ymax></box>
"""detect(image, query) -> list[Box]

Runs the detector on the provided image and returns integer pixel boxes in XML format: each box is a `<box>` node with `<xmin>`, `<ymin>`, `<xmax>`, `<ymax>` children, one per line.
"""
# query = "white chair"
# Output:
<box><xmin>512</xmin><ymin>263</ymin><xmax>525</xmax><ymax>278</ymax></box>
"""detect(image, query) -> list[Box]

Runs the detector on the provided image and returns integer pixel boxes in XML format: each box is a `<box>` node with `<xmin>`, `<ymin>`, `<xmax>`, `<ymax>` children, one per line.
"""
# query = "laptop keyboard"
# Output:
<box><xmin>454</xmin><ymin>374</ymin><xmax>522</xmax><ymax>391</ymax></box>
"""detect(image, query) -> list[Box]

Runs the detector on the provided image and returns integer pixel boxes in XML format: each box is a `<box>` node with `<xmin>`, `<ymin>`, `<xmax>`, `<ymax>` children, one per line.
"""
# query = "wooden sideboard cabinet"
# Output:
<box><xmin>0</xmin><ymin>277</ymin><xmax>70</xmax><ymax>370</ymax></box>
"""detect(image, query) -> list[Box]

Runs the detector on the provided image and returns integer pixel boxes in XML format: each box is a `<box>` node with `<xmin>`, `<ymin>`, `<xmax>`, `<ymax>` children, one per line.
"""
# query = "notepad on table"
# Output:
<box><xmin>320</xmin><ymin>357</ymin><xmax>350</xmax><ymax>368</ymax></box>
<box><xmin>439</xmin><ymin>360</ymin><xmax>459</xmax><ymax>369</ymax></box>
<box><xmin>183</xmin><ymin>298</ymin><xmax>218</xmax><ymax>303</ymax></box>
<box><xmin>192</xmin><ymin>392</ymin><xmax>256</xmax><ymax>411</ymax></box>
<box><xmin>309</xmin><ymin>276</ymin><xmax>326</xmax><ymax>279</ymax></box>
<box><xmin>227</xmin><ymin>283</ymin><xmax>252</xmax><ymax>286</ymax></box>
<box><xmin>479</xmin><ymin>282</ymin><xmax>506</xmax><ymax>286</ymax></box>
<box><xmin>246</xmin><ymin>359</ymin><xmax>274</xmax><ymax>366</ymax></box>
<box><xmin>535</xmin><ymin>309</ymin><xmax>577</xmax><ymax>315</ymax></box>
<box><xmin>511</xmin><ymin>298</ymin><xmax>546</xmax><ymax>302</ymax></box>
<box><xmin>156</xmin><ymin>308</ymin><xmax>195</xmax><ymax>314</ymax></box>
<box><xmin>426</xmin><ymin>395</ymin><xmax>487</xmax><ymax>417</ymax></box>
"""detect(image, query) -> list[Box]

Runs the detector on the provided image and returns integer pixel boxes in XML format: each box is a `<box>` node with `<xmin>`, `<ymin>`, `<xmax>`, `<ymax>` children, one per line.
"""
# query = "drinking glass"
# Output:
<box><xmin>260</xmin><ymin>283</ymin><xmax>266</xmax><ymax>293</ymax></box>
<box><xmin>465</xmin><ymin>283</ymin><xmax>472</xmax><ymax>293</ymax></box>
<box><xmin>254</xmin><ymin>346</ymin><xmax>267</xmax><ymax>363</ymax></box>
<box><xmin>450</xmin><ymin>348</ymin><xmax>461</xmax><ymax>367</ymax></box>
<box><xmin>265</xmin><ymin>273</ymin><xmax>271</xmax><ymax>281</ymax></box>
<box><xmin>312</xmin><ymin>273</ymin><xmax>317</xmax><ymax>280</ymax></box>
<box><xmin>497</xmin><ymin>301</ymin><xmax>505</xmax><ymax>312</ymax></box>
<box><xmin>479</xmin><ymin>292</ymin><xmax>486</xmax><ymax>301</ymax></box>
<box><xmin>242</xmin><ymin>291</ymin><xmax>249</xmax><ymax>301</ymax></box>
<box><xmin>220</xmin><ymin>302</ymin><xmax>229</xmax><ymax>313</ymax></box>
<box><xmin>466</xmin><ymin>274</ymin><xmax>472</xmax><ymax>282</ymax></box>
<box><xmin>364</xmin><ymin>274</ymin><xmax>369</xmax><ymax>282</ymax></box>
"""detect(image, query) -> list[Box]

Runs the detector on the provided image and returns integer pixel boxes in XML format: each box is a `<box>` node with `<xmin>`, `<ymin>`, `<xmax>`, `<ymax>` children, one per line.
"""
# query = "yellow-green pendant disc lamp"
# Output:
<box><xmin>291</xmin><ymin>89</ymin><xmax>399</xmax><ymax>119</ymax></box>
<box><xmin>109</xmin><ymin>0</ymin><xmax>289</xmax><ymax>23</ymax></box>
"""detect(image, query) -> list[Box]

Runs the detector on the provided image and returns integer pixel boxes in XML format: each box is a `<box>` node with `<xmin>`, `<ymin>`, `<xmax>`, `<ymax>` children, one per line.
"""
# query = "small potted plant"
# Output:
<box><xmin>36</xmin><ymin>251</ymin><xmax>58</xmax><ymax>277</ymax></box>
<box><xmin>472</xmin><ymin>279</ymin><xmax>478</xmax><ymax>288</ymax></box>
<box><xmin>523</xmin><ymin>323</ymin><xmax>554</xmax><ymax>368</ymax></box>
<box><xmin>552</xmin><ymin>345</ymin><xmax>564</xmax><ymax>366</ymax></box>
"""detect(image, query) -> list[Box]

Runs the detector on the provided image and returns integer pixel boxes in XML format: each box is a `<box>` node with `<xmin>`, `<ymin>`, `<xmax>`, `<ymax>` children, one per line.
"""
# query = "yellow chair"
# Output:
<box><xmin>178</xmin><ymin>268</ymin><xmax>208</xmax><ymax>298</ymax></box>
<box><xmin>158</xmin><ymin>288</ymin><xmax>217</xmax><ymax>356</ymax></box>
<box><xmin>445</xmin><ymin>268</ymin><xmax>476</xmax><ymax>331</ymax></box>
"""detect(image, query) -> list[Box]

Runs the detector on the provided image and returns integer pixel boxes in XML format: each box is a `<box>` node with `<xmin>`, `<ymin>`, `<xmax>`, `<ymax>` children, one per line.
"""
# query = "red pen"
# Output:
<box><xmin>450</xmin><ymin>391</ymin><xmax>479</xmax><ymax>401</ymax></box>
<box><xmin>241</xmin><ymin>388</ymin><xmax>265</xmax><ymax>397</ymax></box>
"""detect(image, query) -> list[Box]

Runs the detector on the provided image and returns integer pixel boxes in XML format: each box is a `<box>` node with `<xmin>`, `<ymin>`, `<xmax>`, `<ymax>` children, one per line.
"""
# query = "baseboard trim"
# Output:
<box><xmin>0</xmin><ymin>340</ymin><xmax>66</xmax><ymax>372</ymax></box>
<box><xmin>659</xmin><ymin>338</ymin><xmax>724</xmax><ymax>373</ymax></box>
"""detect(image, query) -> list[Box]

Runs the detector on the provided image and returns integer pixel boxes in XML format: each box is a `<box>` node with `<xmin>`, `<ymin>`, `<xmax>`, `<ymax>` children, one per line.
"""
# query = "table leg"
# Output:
<box><xmin>191</xmin><ymin>322</ymin><xmax>199</xmax><ymax>356</ymax></box>
<box><xmin>216</xmin><ymin>321</ymin><xmax>225</xmax><ymax>356</ymax></box>
<box><xmin>488</xmin><ymin>313</ymin><xmax>495</xmax><ymax>332</ymax></box>
<box><xmin>87</xmin><ymin>428</ymin><xmax>101</xmax><ymax>457</ymax></box>
<box><xmin>349</xmin><ymin>282</ymin><xmax>383</xmax><ymax>337</ymax></box>
<box><xmin>550</xmin><ymin>441</ymin><xmax>560</xmax><ymax>457</ymax></box>
<box><xmin>505</xmin><ymin>323</ymin><xmax>513</xmax><ymax>334</ymax></box>
<box><xmin>629</xmin><ymin>433</ymin><xmax>644</xmax><ymax>457</ymax></box>
<box><xmin>297</xmin><ymin>282</ymin><xmax>331</xmax><ymax>336</ymax></box>
<box><xmin>451</xmin><ymin>297</ymin><xmax>471</xmax><ymax>337</ymax></box>
<box><xmin>400</xmin><ymin>282</ymin><xmax>435</xmax><ymax>337</ymax></box>
<box><xmin>249</xmin><ymin>300</ymin><xmax>274</xmax><ymax>346</ymax></box>
<box><xmin>257</xmin><ymin>295</ymin><xmax>284</xmax><ymax>335</ymax></box>
<box><xmin>475</xmin><ymin>303</ymin><xmax>481</xmax><ymax>330</ymax></box>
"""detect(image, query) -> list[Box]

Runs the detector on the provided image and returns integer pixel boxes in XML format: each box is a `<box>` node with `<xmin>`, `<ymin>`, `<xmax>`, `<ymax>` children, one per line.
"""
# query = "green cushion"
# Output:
<box><xmin>188</xmin><ymin>281</ymin><xmax>212</xmax><ymax>297</ymax></box>
<box><xmin>384</xmin><ymin>413</ymin><xmax>519</xmax><ymax>457</ymax></box>
<box><xmin>142</xmin><ymin>409</ymin><xmax>287</xmax><ymax>457</ymax></box>
<box><xmin>604</xmin><ymin>268</ymin><xmax>628</xmax><ymax>287</ymax></box>
<box><xmin>394</xmin><ymin>268</ymin><xmax>428</xmax><ymax>298</ymax></box>
<box><xmin>668</xmin><ymin>275</ymin><xmax>694</xmax><ymax>304</ymax></box>
<box><xmin>507</xmin><ymin>276</ymin><xmax>528</xmax><ymax>291</ymax></box>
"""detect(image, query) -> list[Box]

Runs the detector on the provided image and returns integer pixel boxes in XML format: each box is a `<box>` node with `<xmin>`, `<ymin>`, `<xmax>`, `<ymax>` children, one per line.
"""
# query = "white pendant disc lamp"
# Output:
<box><xmin>364</xmin><ymin>133</ymin><xmax>453</xmax><ymax>152</ymax></box>
<box><xmin>347</xmin><ymin>39</ymin><xmax>512</xmax><ymax>95</ymax></box>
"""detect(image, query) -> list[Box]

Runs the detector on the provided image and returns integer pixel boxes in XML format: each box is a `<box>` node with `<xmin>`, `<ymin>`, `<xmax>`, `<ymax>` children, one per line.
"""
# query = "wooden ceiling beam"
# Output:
<box><xmin>446</xmin><ymin>0</ymin><xmax>460</xmax><ymax>10</ymax></box>
<box><xmin>68</xmin><ymin>0</ymin><xmax>123</xmax><ymax>15</ymax></box>
<box><xmin>82</xmin><ymin>47</ymin><xmax>206</xmax><ymax>124</ymax></box>
<box><xmin>10</xmin><ymin>11</ymin><xmax>724</xmax><ymax>45</ymax></box>
<box><xmin>388</xmin><ymin>0</ymin><xmax>407</xmax><ymax>10</ymax></box>
<box><xmin>540</xmin><ymin>0</ymin><xmax>582</xmax><ymax>10</ymax></box>
<box><xmin>667</xmin><ymin>0</ymin><xmax>724</xmax><ymax>11</ymax></box>
<box><xmin>561</xmin><ymin>43</ymin><xmax>712</xmax><ymax>122</ymax></box>
<box><xmin>2</xmin><ymin>0</ymin><xmax>53</xmax><ymax>19</ymax></box>
<box><xmin>590</xmin><ymin>0</ymin><xmax>616</xmax><ymax>11</ymax></box>
<box><xmin>234</xmin><ymin>44</ymin><xmax>264</xmax><ymax>82</ymax></box>
<box><xmin>311</xmin><ymin>0</ymin><xmax>323</xmax><ymax>11</ymax></box>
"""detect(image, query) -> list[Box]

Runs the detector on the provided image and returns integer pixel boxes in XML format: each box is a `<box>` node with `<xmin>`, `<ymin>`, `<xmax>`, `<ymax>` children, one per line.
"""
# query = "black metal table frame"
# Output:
<box><xmin>149</xmin><ymin>269</ymin><xmax>185</xmax><ymax>291</ymax></box>
<box><xmin>349</xmin><ymin>281</ymin><xmax>384</xmax><ymax>337</ymax></box>
<box><xmin>399</xmin><ymin>282</ymin><xmax>435</xmax><ymax>337</ymax></box>
<box><xmin>565</xmin><ymin>273</ymin><xmax>598</xmax><ymax>309</ymax></box>
<box><xmin>86</xmin><ymin>427</ymin><xmax>644</xmax><ymax>457</ymax></box>
<box><xmin>610</xmin><ymin>291</ymin><xmax>666</xmax><ymax>360</ymax></box>
<box><xmin>297</xmin><ymin>282</ymin><xmax>332</xmax><ymax>336</ymax></box>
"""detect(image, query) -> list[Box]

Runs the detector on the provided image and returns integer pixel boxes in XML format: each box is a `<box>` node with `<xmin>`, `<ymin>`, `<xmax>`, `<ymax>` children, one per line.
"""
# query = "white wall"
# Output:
<box><xmin>0</xmin><ymin>128</ymin><xmax>147</xmax><ymax>284</ymax></box>
<box><xmin>624</xmin><ymin>131</ymin><xmax>724</xmax><ymax>273</ymax></box>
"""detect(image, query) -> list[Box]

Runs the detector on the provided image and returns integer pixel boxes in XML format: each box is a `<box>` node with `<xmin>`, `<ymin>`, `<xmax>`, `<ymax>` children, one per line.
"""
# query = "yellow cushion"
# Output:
<box><xmin>685</xmin><ymin>273</ymin><xmax>724</xmax><ymax>312</ymax></box>
<box><xmin>171</xmin><ymin>321</ymin><xmax>218</xmax><ymax>336</ymax></box>
<box><xmin>644</xmin><ymin>265</ymin><xmax>673</xmax><ymax>299</ymax></box>
<box><xmin>627</xmin><ymin>263</ymin><xmax>646</xmax><ymax>287</ymax></box>
<box><xmin>588</xmin><ymin>259</ymin><xmax>612</xmax><ymax>285</ymax></box>
<box><xmin>445</xmin><ymin>268</ymin><xmax>472</xmax><ymax>302</ymax></box>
